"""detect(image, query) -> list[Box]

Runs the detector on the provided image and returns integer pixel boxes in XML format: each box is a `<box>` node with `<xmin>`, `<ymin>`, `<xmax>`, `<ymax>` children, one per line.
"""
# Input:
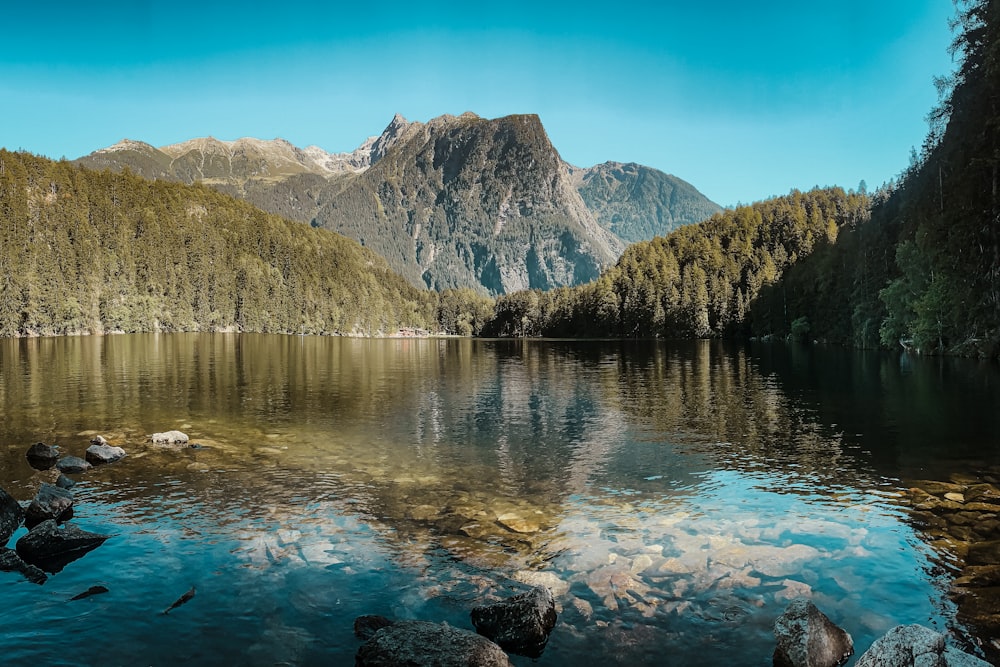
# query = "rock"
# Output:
<box><xmin>470</xmin><ymin>586</ymin><xmax>557</xmax><ymax>658</ymax></box>
<box><xmin>25</xmin><ymin>442</ymin><xmax>59</xmax><ymax>470</ymax></box>
<box><xmin>965</xmin><ymin>484</ymin><xmax>1000</xmax><ymax>503</ymax></box>
<box><xmin>854</xmin><ymin>624</ymin><xmax>990</xmax><ymax>667</ymax></box>
<box><xmin>0</xmin><ymin>485</ymin><xmax>25</xmax><ymax>545</ymax></box>
<box><xmin>773</xmin><ymin>598</ymin><xmax>853</xmax><ymax>667</ymax></box>
<box><xmin>968</xmin><ymin>540</ymin><xmax>1000</xmax><ymax>566</ymax></box>
<box><xmin>70</xmin><ymin>585</ymin><xmax>109</xmax><ymax>600</ymax></box>
<box><xmin>0</xmin><ymin>547</ymin><xmax>47</xmax><ymax>584</ymax></box>
<box><xmin>151</xmin><ymin>430</ymin><xmax>189</xmax><ymax>445</ymax></box>
<box><xmin>15</xmin><ymin>519</ymin><xmax>111</xmax><ymax>573</ymax></box>
<box><xmin>25</xmin><ymin>483</ymin><xmax>74</xmax><ymax>528</ymax></box>
<box><xmin>55</xmin><ymin>475</ymin><xmax>76</xmax><ymax>490</ymax></box>
<box><xmin>354</xmin><ymin>615</ymin><xmax>394</xmax><ymax>640</ymax></box>
<box><xmin>85</xmin><ymin>443</ymin><xmax>127</xmax><ymax>465</ymax></box>
<box><xmin>496</xmin><ymin>512</ymin><xmax>540</xmax><ymax>534</ymax></box>
<box><xmin>356</xmin><ymin>620</ymin><xmax>512</xmax><ymax>667</ymax></box>
<box><xmin>945</xmin><ymin>493</ymin><xmax>966</xmax><ymax>503</ymax></box>
<box><xmin>89</xmin><ymin>435</ymin><xmax>108</xmax><ymax>446</ymax></box>
<box><xmin>55</xmin><ymin>456</ymin><xmax>92</xmax><ymax>474</ymax></box>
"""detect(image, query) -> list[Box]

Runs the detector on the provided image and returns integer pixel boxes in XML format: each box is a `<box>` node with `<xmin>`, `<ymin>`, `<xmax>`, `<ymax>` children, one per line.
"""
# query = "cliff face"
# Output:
<box><xmin>312</xmin><ymin>112</ymin><xmax>622</xmax><ymax>293</ymax></box>
<box><xmin>77</xmin><ymin>112</ymin><xmax>719</xmax><ymax>295</ymax></box>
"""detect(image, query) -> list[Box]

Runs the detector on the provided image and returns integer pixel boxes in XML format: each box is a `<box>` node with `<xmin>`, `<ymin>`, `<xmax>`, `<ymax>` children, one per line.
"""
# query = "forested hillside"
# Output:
<box><xmin>749</xmin><ymin>0</ymin><xmax>1000</xmax><ymax>357</ymax></box>
<box><xmin>482</xmin><ymin>188</ymin><xmax>869</xmax><ymax>337</ymax></box>
<box><xmin>482</xmin><ymin>0</ymin><xmax>1000</xmax><ymax>359</ymax></box>
<box><xmin>0</xmin><ymin>151</ymin><xmax>437</xmax><ymax>336</ymax></box>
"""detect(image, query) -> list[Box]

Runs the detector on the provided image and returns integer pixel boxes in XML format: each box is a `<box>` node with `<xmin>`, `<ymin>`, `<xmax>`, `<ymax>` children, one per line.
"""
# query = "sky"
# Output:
<box><xmin>2</xmin><ymin>1</ymin><xmax>957</xmax><ymax>207</ymax></box>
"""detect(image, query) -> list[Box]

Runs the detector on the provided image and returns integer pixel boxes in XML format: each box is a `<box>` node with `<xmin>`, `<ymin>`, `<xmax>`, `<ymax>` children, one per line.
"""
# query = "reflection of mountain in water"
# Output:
<box><xmin>1</xmin><ymin>335</ymin><xmax>996</xmax><ymax>663</ymax></box>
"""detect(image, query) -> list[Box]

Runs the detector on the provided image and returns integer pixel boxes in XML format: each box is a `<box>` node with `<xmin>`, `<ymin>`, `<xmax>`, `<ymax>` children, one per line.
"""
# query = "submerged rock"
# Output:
<box><xmin>55</xmin><ymin>456</ymin><xmax>92</xmax><ymax>474</ymax></box>
<box><xmin>25</xmin><ymin>442</ymin><xmax>59</xmax><ymax>471</ymax></box>
<box><xmin>773</xmin><ymin>598</ymin><xmax>853</xmax><ymax>667</ymax></box>
<box><xmin>85</xmin><ymin>443</ymin><xmax>127</xmax><ymax>465</ymax></box>
<box><xmin>854</xmin><ymin>624</ymin><xmax>990</xmax><ymax>667</ymax></box>
<box><xmin>356</xmin><ymin>620</ymin><xmax>512</xmax><ymax>667</ymax></box>
<box><xmin>25</xmin><ymin>483</ymin><xmax>74</xmax><ymax>528</ymax></box>
<box><xmin>15</xmin><ymin>520</ymin><xmax>110</xmax><ymax>573</ymax></box>
<box><xmin>0</xmin><ymin>485</ymin><xmax>25</xmax><ymax>545</ymax></box>
<box><xmin>470</xmin><ymin>586</ymin><xmax>557</xmax><ymax>658</ymax></box>
<box><xmin>70</xmin><ymin>584</ymin><xmax>109</xmax><ymax>600</ymax></box>
<box><xmin>151</xmin><ymin>431</ymin><xmax>189</xmax><ymax>446</ymax></box>
<box><xmin>0</xmin><ymin>547</ymin><xmax>47</xmax><ymax>584</ymax></box>
<box><xmin>55</xmin><ymin>475</ymin><xmax>76</xmax><ymax>490</ymax></box>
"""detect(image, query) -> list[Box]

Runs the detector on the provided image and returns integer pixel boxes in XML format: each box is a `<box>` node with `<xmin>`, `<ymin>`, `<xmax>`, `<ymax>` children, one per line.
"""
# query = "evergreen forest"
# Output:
<box><xmin>0</xmin><ymin>151</ymin><xmax>437</xmax><ymax>337</ymax></box>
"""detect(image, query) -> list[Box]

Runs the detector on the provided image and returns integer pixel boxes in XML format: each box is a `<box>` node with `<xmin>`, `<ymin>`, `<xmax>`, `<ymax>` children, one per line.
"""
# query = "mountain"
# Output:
<box><xmin>569</xmin><ymin>161</ymin><xmax>722</xmax><ymax>244</ymax></box>
<box><xmin>77</xmin><ymin>113</ymin><xmax>721</xmax><ymax>294</ymax></box>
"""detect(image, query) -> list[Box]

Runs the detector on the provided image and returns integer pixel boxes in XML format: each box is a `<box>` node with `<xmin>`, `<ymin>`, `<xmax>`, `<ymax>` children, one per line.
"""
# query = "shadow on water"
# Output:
<box><xmin>0</xmin><ymin>335</ymin><xmax>998</xmax><ymax>664</ymax></box>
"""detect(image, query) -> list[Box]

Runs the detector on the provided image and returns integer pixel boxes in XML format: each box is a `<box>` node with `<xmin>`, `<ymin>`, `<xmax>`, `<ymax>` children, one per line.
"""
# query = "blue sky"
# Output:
<box><xmin>2</xmin><ymin>1</ymin><xmax>955</xmax><ymax>207</ymax></box>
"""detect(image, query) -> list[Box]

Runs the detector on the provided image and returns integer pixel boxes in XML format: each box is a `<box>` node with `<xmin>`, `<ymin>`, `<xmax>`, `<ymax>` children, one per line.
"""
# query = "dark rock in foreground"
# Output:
<box><xmin>85</xmin><ymin>443</ymin><xmax>127</xmax><ymax>465</ymax></box>
<box><xmin>15</xmin><ymin>519</ymin><xmax>110</xmax><ymax>573</ymax></box>
<box><xmin>26</xmin><ymin>442</ymin><xmax>59</xmax><ymax>471</ymax></box>
<box><xmin>56</xmin><ymin>456</ymin><xmax>92</xmax><ymax>474</ymax></box>
<box><xmin>356</xmin><ymin>620</ymin><xmax>512</xmax><ymax>667</ymax></box>
<box><xmin>470</xmin><ymin>586</ymin><xmax>557</xmax><ymax>658</ymax></box>
<box><xmin>773</xmin><ymin>598</ymin><xmax>853</xmax><ymax>667</ymax></box>
<box><xmin>25</xmin><ymin>483</ymin><xmax>74</xmax><ymax>528</ymax></box>
<box><xmin>0</xmin><ymin>547</ymin><xmax>47</xmax><ymax>584</ymax></box>
<box><xmin>854</xmin><ymin>624</ymin><xmax>990</xmax><ymax>667</ymax></box>
<box><xmin>56</xmin><ymin>474</ymin><xmax>75</xmax><ymax>490</ymax></box>
<box><xmin>0</xmin><ymin>485</ymin><xmax>25</xmax><ymax>545</ymax></box>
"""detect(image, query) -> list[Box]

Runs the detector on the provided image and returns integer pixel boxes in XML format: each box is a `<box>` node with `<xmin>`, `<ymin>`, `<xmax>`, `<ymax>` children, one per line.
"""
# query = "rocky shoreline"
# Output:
<box><xmin>3</xmin><ymin>432</ymin><xmax>999</xmax><ymax>665</ymax></box>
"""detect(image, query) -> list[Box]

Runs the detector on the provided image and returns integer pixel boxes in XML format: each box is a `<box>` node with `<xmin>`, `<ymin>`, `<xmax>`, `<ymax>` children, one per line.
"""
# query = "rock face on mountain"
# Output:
<box><xmin>77</xmin><ymin>113</ymin><xmax>719</xmax><ymax>294</ymax></box>
<box><xmin>569</xmin><ymin>161</ymin><xmax>721</xmax><ymax>244</ymax></box>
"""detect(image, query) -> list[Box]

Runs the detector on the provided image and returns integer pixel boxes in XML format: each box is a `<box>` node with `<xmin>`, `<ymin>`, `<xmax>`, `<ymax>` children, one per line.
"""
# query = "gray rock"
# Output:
<box><xmin>25</xmin><ymin>442</ymin><xmax>59</xmax><ymax>470</ymax></box>
<box><xmin>356</xmin><ymin>620</ymin><xmax>512</xmax><ymax>667</ymax></box>
<box><xmin>25</xmin><ymin>483</ymin><xmax>74</xmax><ymax>527</ymax></box>
<box><xmin>89</xmin><ymin>435</ymin><xmax>108</xmax><ymax>446</ymax></box>
<box><xmin>854</xmin><ymin>624</ymin><xmax>991</xmax><ymax>667</ymax></box>
<box><xmin>55</xmin><ymin>456</ymin><xmax>92</xmax><ymax>474</ymax></box>
<box><xmin>773</xmin><ymin>598</ymin><xmax>853</xmax><ymax>667</ymax></box>
<box><xmin>470</xmin><ymin>586</ymin><xmax>557</xmax><ymax>658</ymax></box>
<box><xmin>0</xmin><ymin>485</ymin><xmax>25</xmax><ymax>545</ymax></box>
<box><xmin>56</xmin><ymin>474</ymin><xmax>76</xmax><ymax>490</ymax></box>
<box><xmin>0</xmin><ymin>547</ymin><xmax>47</xmax><ymax>584</ymax></box>
<box><xmin>85</xmin><ymin>443</ymin><xmax>127</xmax><ymax>465</ymax></box>
<box><xmin>151</xmin><ymin>430</ymin><xmax>189</xmax><ymax>446</ymax></box>
<box><xmin>15</xmin><ymin>519</ymin><xmax>110</xmax><ymax>573</ymax></box>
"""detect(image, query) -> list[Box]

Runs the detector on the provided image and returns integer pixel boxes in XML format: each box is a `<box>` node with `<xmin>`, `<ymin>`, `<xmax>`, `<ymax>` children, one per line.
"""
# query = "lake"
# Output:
<box><xmin>1</xmin><ymin>334</ymin><xmax>999</xmax><ymax>665</ymax></box>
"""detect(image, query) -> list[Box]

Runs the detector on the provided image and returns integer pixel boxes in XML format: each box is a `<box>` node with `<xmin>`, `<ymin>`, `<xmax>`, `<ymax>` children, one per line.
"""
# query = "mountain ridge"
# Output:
<box><xmin>77</xmin><ymin>112</ymin><xmax>721</xmax><ymax>294</ymax></box>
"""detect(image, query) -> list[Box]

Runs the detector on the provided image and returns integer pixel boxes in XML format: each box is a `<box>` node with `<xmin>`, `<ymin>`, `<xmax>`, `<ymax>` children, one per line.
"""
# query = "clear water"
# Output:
<box><xmin>1</xmin><ymin>335</ymin><xmax>998</xmax><ymax>666</ymax></box>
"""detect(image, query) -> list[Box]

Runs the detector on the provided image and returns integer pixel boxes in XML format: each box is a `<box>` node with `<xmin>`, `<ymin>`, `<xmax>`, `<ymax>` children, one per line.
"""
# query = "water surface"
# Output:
<box><xmin>1</xmin><ymin>335</ymin><xmax>998</xmax><ymax>665</ymax></box>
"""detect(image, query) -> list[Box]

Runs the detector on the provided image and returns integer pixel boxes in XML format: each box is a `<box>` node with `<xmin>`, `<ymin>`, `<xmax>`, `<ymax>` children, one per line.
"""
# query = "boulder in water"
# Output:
<box><xmin>470</xmin><ymin>586</ymin><xmax>557</xmax><ymax>658</ymax></box>
<box><xmin>25</xmin><ymin>483</ymin><xmax>74</xmax><ymax>528</ymax></box>
<box><xmin>0</xmin><ymin>485</ymin><xmax>24</xmax><ymax>545</ymax></box>
<box><xmin>773</xmin><ymin>598</ymin><xmax>853</xmax><ymax>667</ymax></box>
<box><xmin>55</xmin><ymin>456</ymin><xmax>92</xmax><ymax>474</ymax></box>
<box><xmin>85</xmin><ymin>443</ymin><xmax>127</xmax><ymax>465</ymax></box>
<box><xmin>356</xmin><ymin>620</ymin><xmax>512</xmax><ymax>667</ymax></box>
<box><xmin>854</xmin><ymin>624</ymin><xmax>991</xmax><ymax>667</ymax></box>
<box><xmin>15</xmin><ymin>520</ymin><xmax>110</xmax><ymax>573</ymax></box>
<box><xmin>25</xmin><ymin>442</ymin><xmax>59</xmax><ymax>471</ymax></box>
<box><xmin>0</xmin><ymin>547</ymin><xmax>47</xmax><ymax>584</ymax></box>
<box><xmin>151</xmin><ymin>431</ymin><xmax>189</xmax><ymax>446</ymax></box>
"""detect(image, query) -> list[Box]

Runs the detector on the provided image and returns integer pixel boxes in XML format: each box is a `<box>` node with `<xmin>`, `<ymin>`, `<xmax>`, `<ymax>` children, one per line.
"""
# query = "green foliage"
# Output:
<box><xmin>481</xmin><ymin>187</ymin><xmax>868</xmax><ymax>339</ymax></box>
<box><xmin>0</xmin><ymin>151</ymin><xmax>438</xmax><ymax>337</ymax></box>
